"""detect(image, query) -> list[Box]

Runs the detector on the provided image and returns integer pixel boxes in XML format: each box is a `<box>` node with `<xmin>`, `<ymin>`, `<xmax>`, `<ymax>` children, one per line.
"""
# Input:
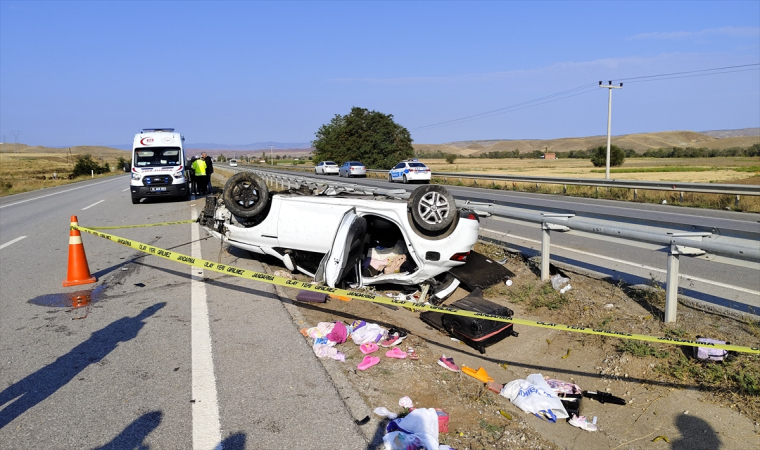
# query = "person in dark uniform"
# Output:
<box><xmin>202</xmin><ymin>152</ymin><xmax>214</xmax><ymax>194</ymax></box>
<box><xmin>188</xmin><ymin>157</ymin><xmax>197</xmax><ymax>195</ymax></box>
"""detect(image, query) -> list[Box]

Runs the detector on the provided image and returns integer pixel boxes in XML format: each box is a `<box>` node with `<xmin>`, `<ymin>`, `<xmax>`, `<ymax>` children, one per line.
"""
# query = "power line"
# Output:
<box><xmin>411</xmin><ymin>83</ymin><xmax>597</xmax><ymax>131</ymax></box>
<box><xmin>616</xmin><ymin>63</ymin><xmax>759</xmax><ymax>82</ymax></box>
<box><xmin>411</xmin><ymin>63</ymin><xmax>760</xmax><ymax>132</ymax></box>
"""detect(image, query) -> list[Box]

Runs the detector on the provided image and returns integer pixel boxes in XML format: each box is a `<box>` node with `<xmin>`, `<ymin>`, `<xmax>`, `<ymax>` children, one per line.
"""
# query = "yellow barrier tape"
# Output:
<box><xmin>87</xmin><ymin>219</ymin><xmax>196</xmax><ymax>230</ymax></box>
<box><xmin>73</xmin><ymin>224</ymin><xmax>760</xmax><ymax>355</ymax></box>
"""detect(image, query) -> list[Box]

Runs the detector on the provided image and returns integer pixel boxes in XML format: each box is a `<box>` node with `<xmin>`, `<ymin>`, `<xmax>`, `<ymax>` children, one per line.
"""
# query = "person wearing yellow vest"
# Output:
<box><xmin>191</xmin><ymin>156</ymin><xmax>208</xmax><ymax>195</ymax></box>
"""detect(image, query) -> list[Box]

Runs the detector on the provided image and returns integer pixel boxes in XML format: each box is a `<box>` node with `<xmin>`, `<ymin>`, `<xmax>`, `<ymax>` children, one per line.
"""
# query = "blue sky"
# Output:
<box><xmin>1</xmin><ymin>1</ymin><xmax>758</xmax><ymax>147</ymax></box>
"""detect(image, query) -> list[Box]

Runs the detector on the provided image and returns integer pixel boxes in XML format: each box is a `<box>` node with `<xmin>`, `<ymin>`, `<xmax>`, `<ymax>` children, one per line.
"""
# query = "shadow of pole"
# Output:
<box><xmin>91</xmin><ymin>411</ymin><xmax>163</xmax><ymax>450</ymax></box>
<box><xmin>0</xmin><ymin>303</ymin><xmax>166</xmax><ymax>430</ymax></box>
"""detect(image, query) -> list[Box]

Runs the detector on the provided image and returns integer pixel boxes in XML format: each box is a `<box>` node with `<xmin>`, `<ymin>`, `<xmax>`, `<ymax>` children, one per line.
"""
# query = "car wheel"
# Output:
<box><xmin>222</xmin><ymin>172</ymin><xmax>269</xmax><ymax>218</ymax></box>
<box><xmin>402</xmin><ymin>174</ymin><xmax>408</xmax><ymax>184</ymax></box>
<box><xmin>131</xmin><ymin>197</ymin><xmax>140</xmax><ymax>204</ymax></box>
<box><xmin>388</xmin><ymin>174</ymin><xmax>393</xmax><ymax>183</ymax></box>
<box><xmin>409</xmin><ymin>185</ymin><xmax>455</xmax><ymax>232</ymax></box>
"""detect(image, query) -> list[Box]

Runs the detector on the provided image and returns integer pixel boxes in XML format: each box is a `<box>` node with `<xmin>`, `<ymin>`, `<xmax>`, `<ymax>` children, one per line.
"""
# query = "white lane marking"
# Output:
<box><xmin>0</xmin><ymin>177</ymin><xmax>124</xmax><ymax>209</ymax></box>
<box><xmin>191</xmin><ymin>208</ymin><xmax>222</xmax><ymax>449</ymax></box>
<box><xmin>122</xmin><ymin>188</ymin><xmax>130</xmax><ymax>192</ymax></box>
<box><xmin>0</xmin><ymin>236</ymin><xmax>27</xmax><ymax>250</ymax></box>
<box><xmin>480</xmin><ymin>227</ymin><xmax>760</xmax><ymax>296</ymax></box>
<box><xmin>81</xmin><ymin>200</ymin><xmax>105</xmax><ymax>210</ymax></box>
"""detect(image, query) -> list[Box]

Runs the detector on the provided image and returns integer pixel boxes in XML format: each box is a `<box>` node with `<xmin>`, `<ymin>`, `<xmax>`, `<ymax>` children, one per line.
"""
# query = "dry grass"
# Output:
<box><xmin>0</xmin><ymin>152</ymin><xmax>124</xmax><ymax>196</ymax></box>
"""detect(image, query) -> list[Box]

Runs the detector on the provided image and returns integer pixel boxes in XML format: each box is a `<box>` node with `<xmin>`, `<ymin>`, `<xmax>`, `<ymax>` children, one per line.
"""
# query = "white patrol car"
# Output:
<box><xmin>130</xmin><ymin>128</ymin><xmax>189</xmax><ymax>204</ymax></box>
<box><xmin>388</xmin><ymin>159</ymin><xmax>432</xmax><ymax>184</ymax></box>
<box><xmin>199</xmin><ymin>172</ymin><xmax>479</xmax><ymax>288</ymax></box>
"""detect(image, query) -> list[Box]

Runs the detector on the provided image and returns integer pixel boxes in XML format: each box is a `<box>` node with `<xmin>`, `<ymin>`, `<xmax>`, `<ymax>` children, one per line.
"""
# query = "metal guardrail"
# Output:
<box><xmin>250</xmin><ymin>164</ymin><xmax>760</xmax><ymax>196</ymax></box>
<box><xmin>233</xmin><ymin>167</ymin><xmax>760</xmax><ymax>322</ymax></box>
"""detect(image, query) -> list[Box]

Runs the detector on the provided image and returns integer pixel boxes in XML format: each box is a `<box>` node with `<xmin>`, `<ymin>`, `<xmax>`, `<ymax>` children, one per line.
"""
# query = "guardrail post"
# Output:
<box><xmin>665</xmin><ymin>244</ymin><xmax>680</xmax><ymax>323</ymax></box>
<box><xmin>541</xmin><ymin>223</ymin><xmax>551</xmax><ymax>282</ymax></box>
<box><xmin>563</xmin><ymin>185</ymin><xmax>566</xmax><ymax>194</ymax></box>
<box><xmin>679</xmin><ymin>192</ymin><xmax>684</xmax><ymax>203</ymax></box>
<box><xmin>736</xmin><ymin>195</ymin><xmax>740</xmax><ymax>208</ymax></box>
<box><xmin>633</xmin><ymin>189</ymin><xmax>637</xmax><ymax>200</ymax></box>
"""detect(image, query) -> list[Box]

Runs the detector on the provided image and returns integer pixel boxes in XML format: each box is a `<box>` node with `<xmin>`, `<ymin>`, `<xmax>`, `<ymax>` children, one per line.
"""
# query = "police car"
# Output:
<box><xmin>388</xmin><ymin>159</ymin><xmax>432</xmax><ymax>184</ymax></box>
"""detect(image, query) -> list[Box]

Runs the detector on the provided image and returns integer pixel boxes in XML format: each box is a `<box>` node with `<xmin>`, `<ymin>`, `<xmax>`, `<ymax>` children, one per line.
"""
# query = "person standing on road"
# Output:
<box><xmin>188</xmin><ymin>157</ymin><xmax>197</xmax><ymax>195</ymax></box>
<box><xmin>202</xmin><ymin>152</ymin><xmax>214</xmax><ymax>194</ymax></box>
<box><xmin>192</xmin><ymin>156</ymin><xmax>208</xmax><ymax>195</ymax></box>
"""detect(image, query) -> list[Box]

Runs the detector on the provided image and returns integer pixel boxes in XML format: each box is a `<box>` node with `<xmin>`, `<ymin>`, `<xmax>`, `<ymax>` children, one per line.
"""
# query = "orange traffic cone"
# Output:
<box><xmin>63</xmin><ymin>215</ymin><xmax>97</xmax><ymax>287</ymax></box>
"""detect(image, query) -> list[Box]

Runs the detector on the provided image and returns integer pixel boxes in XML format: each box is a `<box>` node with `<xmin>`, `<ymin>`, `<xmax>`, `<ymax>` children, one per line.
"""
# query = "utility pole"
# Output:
<box><xmin>270</xmin><ymin>145</ymin><xmax>274</xmax><ymax>165</ymax></box>
<box><xmin>12</xmin><ymin>130</ymin><xmax>20</xmax><ymax>154</ymax></box>
<box><xmin>599</xmin><ymin>81</ymin><xmax>622</xmax><ymax>179</ymax></box>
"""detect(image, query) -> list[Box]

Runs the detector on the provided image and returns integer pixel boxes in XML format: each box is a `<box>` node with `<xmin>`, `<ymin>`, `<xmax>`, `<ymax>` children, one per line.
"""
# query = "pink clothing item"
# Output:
<box><xmin>313</xmin><ymin>344</ymin><xmax>345</xmax><ymax>362</ymax></box>
<box><xmin>327</xmin><ymin>321</ymin><xmax>347</xmax><ymax>344</ymax></box>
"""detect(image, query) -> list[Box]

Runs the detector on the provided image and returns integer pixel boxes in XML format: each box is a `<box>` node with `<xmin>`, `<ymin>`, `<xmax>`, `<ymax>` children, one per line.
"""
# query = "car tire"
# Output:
<box><xmin>222</xmin><ymin>172</ymin><xmax>269</xmax><ymax>218</ymax></box>
<box><xmin>388</xmin><ymin>174</ymin><xmax>393</xmax><ymax>183</ymax></box>
<box><xmin>408</xmin><ymin>185</ymin><xmax>456</xmax><ymax>232</ymax></box>
<box><xmin>402</xmin><ymin>174</ymin><xmax>408</xmax><ymax>184</ymax></box>
<box><xmin>131</xmin><ymin>197</ymin><xmax>140</xmax><ymax>204</ymax></box>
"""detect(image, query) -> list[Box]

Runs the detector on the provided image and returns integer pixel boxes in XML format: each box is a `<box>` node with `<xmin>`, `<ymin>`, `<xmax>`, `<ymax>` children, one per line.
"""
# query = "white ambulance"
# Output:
<box><xmin>129</xmin><ymin>128</ymin><xmax>189</xmax><ymax>204</ymax></box>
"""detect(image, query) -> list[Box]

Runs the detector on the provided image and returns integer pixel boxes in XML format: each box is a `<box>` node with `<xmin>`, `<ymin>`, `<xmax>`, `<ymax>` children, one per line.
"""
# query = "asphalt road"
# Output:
<box><xmin>0</xmin><ymin>176</ymin><xmax>368</xmax><ymax>449</ymax></box>
<box><xmin>252</xmin><ymin>167</ymin><xmax>760</xmax><ymax>314</ymax></box>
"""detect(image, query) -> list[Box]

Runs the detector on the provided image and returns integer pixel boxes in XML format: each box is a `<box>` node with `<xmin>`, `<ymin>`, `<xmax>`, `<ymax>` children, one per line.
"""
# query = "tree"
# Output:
<box><xmin>72</xmin><ymin>154</ymin><xmax>107</xmax><ymax>177</ymax></box>
<box><xmin>312</xmin><ymin>107</ymin><xmax>414</xmax><ymax>170</ymax></box>
<box><xmin>444</xmin><ymin>153</ymin><xmax>457</xmax><ymax>164</ymax></box>
<box><xmin>590</xmin><ymin>145</ymin><xmax>625</xmax><ymax>167</ymax></box>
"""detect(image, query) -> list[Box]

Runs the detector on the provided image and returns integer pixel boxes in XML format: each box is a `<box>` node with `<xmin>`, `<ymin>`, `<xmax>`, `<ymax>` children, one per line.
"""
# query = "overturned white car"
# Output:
<box><xmin>199</xmin><ymin>172</ymin><xmax>480</xmax><ymax>288</ymax></box>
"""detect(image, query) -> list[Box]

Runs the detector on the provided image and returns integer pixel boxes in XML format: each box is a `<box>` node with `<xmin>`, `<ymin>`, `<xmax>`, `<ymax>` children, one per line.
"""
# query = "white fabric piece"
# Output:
<box><xmin>351</xmin><ymin>323</ymin><xmax>387</xmax><ymax>345</ymax></box>
<box><xmin>398</xmin><ymin>396</ymin><xmax>413</xmax><ymax>408</ymax></box>
<box><xmin>382</xmin><ymin>408</ymin><xmax>439</xmax><ymax>450</ymax></box>
<box><xmin>501</xmin><ymin>373</ymin><xmax>569</xmax><ymax>420</ymax></box>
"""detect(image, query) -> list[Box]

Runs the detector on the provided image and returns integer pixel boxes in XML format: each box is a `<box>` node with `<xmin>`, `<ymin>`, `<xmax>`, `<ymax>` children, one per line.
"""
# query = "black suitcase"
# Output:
<box><xmin>421</xmin><ymin>288</ymin><xmax>517</xmax><ymax>354</ymax></box>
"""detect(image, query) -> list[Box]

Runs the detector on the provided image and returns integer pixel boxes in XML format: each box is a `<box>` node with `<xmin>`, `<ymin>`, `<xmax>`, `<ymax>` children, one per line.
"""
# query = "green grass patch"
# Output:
<box><xmin>656</xmin><ymin>354</ymin><xmax>760</xmax><ymax>396</ymax></box>
<box><xmin>734</xmin><ymin>165</ymin><xmax>760</xmax><ymax>173</ymax></box>
<box><xmin>617</xmin><ymin>340</ymin><xmax>670</xmax><ymax>358</ymax></box>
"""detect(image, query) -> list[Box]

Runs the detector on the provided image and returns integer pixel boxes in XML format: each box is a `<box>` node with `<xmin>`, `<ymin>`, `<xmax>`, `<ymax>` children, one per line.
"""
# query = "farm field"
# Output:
<box><xmin>0</xmin><ymin>150</ymin><xmax>126</xmax><ymax>196</ymax></box>
<box><xmin>419</xmin><ymin>157</ymin><xmax>760</xmax><ymax>184</ymax></box>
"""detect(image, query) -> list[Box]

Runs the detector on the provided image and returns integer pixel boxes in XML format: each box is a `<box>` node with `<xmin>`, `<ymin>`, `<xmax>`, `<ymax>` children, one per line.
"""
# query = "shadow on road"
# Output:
<box><xmin>0</xmin><ymin>303</ymin><xmax>166</xmax><ymax>430</ymax></box>
<box><xmin>92</xmin><ymin>411</ymin><xmax>163</xmax><ymax>450</ymax></box>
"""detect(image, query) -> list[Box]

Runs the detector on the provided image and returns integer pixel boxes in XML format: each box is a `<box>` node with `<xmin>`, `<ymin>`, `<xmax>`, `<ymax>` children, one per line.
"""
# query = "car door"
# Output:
<box><xmin>316</xmin><ymin>162</ymin><xmax>323</xmax><ymax>174</ymax></box>
<box><xmin>316</xmin><ymin>210</ymin><xmax>368</xmax><ymax>288</ymax></box>
<box><xmin>391</xmin><ymin>163</ymin><xmax>405</xmax><ymax>180</ymax></box>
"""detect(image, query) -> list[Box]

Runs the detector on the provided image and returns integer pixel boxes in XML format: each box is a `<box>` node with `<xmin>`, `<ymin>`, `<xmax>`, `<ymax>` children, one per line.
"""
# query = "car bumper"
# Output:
<box><xmin>131</xmin><ymin>183</ymin><xmax>188</xmax><ymax>198</ymax></box>
<box><xmin>348</xmin><ymin>169</ymin><xmax>367</xmax><ymax>177</ymax></box>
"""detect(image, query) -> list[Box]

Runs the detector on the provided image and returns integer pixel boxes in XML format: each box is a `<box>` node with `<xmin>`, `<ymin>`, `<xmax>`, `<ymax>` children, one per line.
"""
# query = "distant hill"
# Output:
<box><xmin>700</xmin><ymin>128</ymin><xmax>759</xmax><ymax>138</ymax></box>
<box><xmin>186</xmin><ymin>141</ymin><xmax>312</xmax><ymax>151</ymax></box>
<box><xmin>416</xmin><ymin>129</ymin><xmax>760</xmax><ymax>156</ymax></box>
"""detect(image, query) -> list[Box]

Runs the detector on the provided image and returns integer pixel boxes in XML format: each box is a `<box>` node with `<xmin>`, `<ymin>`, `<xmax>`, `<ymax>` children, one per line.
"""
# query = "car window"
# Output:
<box><xmin>317</xmin><ymin>162</ymin><xmax>323</xmax><ymax>166</ymax></box>
<box><xmin>394</xmin><ymin>163</ymin><xmax>405</xmax><ymax>169</ymax></box>
<box><xmin>409</xmin><ymin>163</ymin><xmax>427</xmax><ymax>168</ymax></box>
<box><xmin>350</xmin><ymin>162</ymin><xmax>363</xmax><ymax>166</ymax></box>
<box><xmin>134</xmin><ymin>147</ymin><xmax>181</xmax><ymax>167</ymax></box>
<box><xmin>326</xmin><ymin>161</ymin><xmax>337</xmax><ymax>166</ymax></box>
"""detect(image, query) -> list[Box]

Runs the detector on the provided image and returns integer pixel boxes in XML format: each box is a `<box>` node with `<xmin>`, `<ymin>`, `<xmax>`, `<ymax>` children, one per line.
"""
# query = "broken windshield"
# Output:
<box><xmin>134</xmin><ymin>147</ymin><xmax>182</xmax><ymax>167</ymax></box>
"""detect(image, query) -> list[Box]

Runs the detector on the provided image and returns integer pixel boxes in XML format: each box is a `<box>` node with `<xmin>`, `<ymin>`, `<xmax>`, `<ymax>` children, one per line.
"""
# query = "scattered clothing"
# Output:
<box><xmin>351</xmin><ymin>322</ymin><xmax>387</xmax><ymax>345</ymax></box>
<box><xmin>313</xmin><ymin>344</ymin><xmax>345</xmax><ymax>362</ymax></box>
<box><xmin>374</xmin><ymin>407</ymin><xmax>398</xmax><ymax>420</ymax></box>
<box><xmin>326</xmin><ymin>321</ymin><xmax>347</xmax><ymax>344</ymax></box>
<box><xmin>383</xmin><ymin>408</ymin><xmax>439</xmax><ymax>450</ymax></box>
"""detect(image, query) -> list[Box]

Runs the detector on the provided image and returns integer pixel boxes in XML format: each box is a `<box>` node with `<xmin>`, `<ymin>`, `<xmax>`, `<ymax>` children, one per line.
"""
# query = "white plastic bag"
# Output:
<box><xmin>383</xmin><ymin>408</ymin><xmax>439</xmax><ymax>450</ymax></box>
<box><xmin>500</xmin><ymin>373</ymin><xmax>569</xmax><ymax>422</ymax></box>
<box><xmin>551</xmin><ymin>274</ymin><xmax>570</xmax><ymax>290</ymax></box>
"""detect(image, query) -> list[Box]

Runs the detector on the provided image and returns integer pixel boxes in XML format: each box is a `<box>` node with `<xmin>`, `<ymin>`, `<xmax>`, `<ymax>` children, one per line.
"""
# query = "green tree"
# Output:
<box><xmin>312</xmin><ymin>107</ymin><xmax>414</xmax><ymax>170</ymax></box>
<box><xmin>590</xmin><ymin>145</ymin><xmax>626</xmax><ymax>167</ymax></box>
<box><xmin>444</xmin><ymin>153</ymin><xmax>457</xmax><ymax>164</ymax></box>
<box><xmin>72</xmin><ymin>154</ymin><xmax>106</xmax><ymax>177</ymax></box>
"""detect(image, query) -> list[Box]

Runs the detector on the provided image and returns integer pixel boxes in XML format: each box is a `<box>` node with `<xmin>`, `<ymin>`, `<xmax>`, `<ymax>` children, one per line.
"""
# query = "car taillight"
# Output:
<box><xmin>450</xmin><ymin>252</ymin><xmax>470</xmax><ymax>261</ymax></box>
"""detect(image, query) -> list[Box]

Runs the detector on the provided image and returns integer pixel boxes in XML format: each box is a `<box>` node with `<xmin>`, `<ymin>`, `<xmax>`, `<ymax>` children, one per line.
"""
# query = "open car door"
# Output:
<box><xmin>316</xmin><ymin>209</ymin><xmax>367</xmax><ymax>288</ymax></box>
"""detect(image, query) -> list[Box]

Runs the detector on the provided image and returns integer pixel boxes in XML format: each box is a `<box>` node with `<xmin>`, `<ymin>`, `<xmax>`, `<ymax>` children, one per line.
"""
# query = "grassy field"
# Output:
<box><xmin>0</xmin><ymin>152</ymin><xmax>125</xmax><ymax>196</ymax></box>
<box><xmin>419</xmin><ymin>156</ymin><xmax>760</xmax><ymax>183</ymax></box>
